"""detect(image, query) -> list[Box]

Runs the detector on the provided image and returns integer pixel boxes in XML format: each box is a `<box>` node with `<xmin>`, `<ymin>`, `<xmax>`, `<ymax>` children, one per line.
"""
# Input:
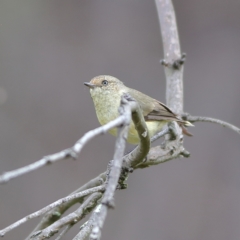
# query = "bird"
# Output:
<box><xmin>84</xmin><ymin>75</ymin><xmax>192</xmax><ymax>144</ymax></box>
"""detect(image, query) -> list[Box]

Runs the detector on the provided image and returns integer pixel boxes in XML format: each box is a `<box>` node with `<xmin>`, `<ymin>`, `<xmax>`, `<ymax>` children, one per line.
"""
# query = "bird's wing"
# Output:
<box><xmin>126</xmin><ymin>88</ymin><xmax>193</xmax><ymax>136</ymax></box>
<box><xmin>146</xmin><ymin>100</ymin><xmax>180</xmax><ymax>121</ymax></box>
<box><xmin>126</xmin><ymin>88</ymin><xmax>180</xmax><ymax>122</ymax></box>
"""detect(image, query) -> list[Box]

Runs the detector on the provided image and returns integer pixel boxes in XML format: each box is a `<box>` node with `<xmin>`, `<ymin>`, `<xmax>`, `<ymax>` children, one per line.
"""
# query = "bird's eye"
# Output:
<box><xmin>102</xmin><ymin>80</ymin><xmax>108</xmax><ymax>86</ymax></box>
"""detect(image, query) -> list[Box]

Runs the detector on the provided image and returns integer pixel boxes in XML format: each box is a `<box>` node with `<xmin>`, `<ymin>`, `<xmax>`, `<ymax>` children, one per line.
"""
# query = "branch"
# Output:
<box><xmin>26</xmin><ymin>172</ymin><xmax>106</xmax><ymax>239</ymax></box>
<box><xmin>32</xmin><ymin>192</ymin><xmax>102</xmax><ymax>240</ymax></box>
<box><xmin>89</xmin><ymin>94</ymin><xmax>150</xmax><ymax>240</ymax></box>
<box><xmin>30</xmin><ymin>127</ymin><xmax>167</xmax><ymax>237</ymax></box>
<box><xmin>1</xmin><ymin>98</ymin><xmax>183</xmax><ymax>238</ymax></box>
<box><xmin>122</xmin><ymin>96</ymin><xmax>151</xmax><ymax>168</ymax></box>
<box><xmin>73</xmin><ymin>205</ymin><xmax>103</xmax><ymax>240</ymax></box>
<box><xmin>150</xmin><ymin>126</ymin><xmax>169</xmax><ymax>142</ymax></box>
<box><xmin>0</xmin><ymin>109</ymin><xmax>129</xmax><ymax>184</ymax></box>
<box><xmin>30</xmin><ymin>126</ymin><xmax>163</xmax><ymax>238</ymax></box>
<box><xmin>154</xmin><ymin>0</ymin><xmax>188</xmax><ymax>172</ymax></box>
<box><xmin>26</xmin><ymin>94</ymin><xmax>150</xmax><ymax>239</ymax></box>
<box><xmin>136</xmin><ymin>122</ymin><xmax>188</xmax><ymax>168</ymax></box>
<box><xmin>123</xmin><ymin>126</ymin><xmax>169</xmax><ymax>169</ymax></box>
<box><xmin>186</xmin><ymin>115</ymin><xmax>240</xmax><ymax>135</ymax></box>
<box><xmin>0</xmin><ymin>186</ymin><xmax>104</xmax><ymax>237</ymax></box>
<box><xmin>155</xmin><ymin>0</ymin><xmax>183</xmax><ymax>113</ymax></box>
<box><xmin>54</xmin><ymin>225</ymin><xmax>72</xmax><ymax>240</ymax></box>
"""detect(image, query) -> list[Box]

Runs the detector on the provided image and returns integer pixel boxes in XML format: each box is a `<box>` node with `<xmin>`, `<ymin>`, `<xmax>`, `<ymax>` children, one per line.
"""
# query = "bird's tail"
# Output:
<box><xmin>179</xmin><ymin>121</ymin><xmax>194</xmax><ymax>136</ymax></box>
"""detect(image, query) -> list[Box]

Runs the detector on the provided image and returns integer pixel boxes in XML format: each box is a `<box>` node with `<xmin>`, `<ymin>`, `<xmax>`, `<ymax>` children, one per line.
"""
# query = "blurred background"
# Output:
<box><xmin>0</xmin><ymin>0</ymin><xmax>240</xmax><ymax>239</ymax></box>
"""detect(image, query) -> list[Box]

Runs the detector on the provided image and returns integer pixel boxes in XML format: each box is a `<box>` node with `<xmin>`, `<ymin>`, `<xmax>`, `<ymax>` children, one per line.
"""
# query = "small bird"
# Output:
<box><xmin>84</xmin><ymin>75</ymin><xmax>192</xmax><ymax>145</ymax></box>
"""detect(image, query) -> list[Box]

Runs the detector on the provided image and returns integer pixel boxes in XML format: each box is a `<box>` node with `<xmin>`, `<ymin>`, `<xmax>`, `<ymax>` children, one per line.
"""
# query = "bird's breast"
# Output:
<box><xmin>90</xmin><ymin>88</ymin><xmax>121</xmax><ymax>126</ymax></box>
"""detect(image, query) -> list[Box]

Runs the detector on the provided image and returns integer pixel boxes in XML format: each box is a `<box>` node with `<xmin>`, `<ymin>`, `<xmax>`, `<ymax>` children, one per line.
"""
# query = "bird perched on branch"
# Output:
<box><xmin>84</xmin><ymin>75</ymin><xmax>193</xmax><ymax>144</ymax></box>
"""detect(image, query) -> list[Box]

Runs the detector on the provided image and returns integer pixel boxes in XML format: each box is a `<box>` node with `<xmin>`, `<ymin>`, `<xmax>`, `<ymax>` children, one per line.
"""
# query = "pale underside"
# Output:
<box><xmin>90</xmin><ymin>87</ymin><xmax>168</xmax><ymax>144</ymax></box>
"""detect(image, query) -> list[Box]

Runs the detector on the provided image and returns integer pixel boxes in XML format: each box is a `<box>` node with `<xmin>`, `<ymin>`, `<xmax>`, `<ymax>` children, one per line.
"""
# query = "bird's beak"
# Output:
<box><xmin>84</xmin><ymin>82</ymin><xmax>95</xmax><ymax>89</ymax></box>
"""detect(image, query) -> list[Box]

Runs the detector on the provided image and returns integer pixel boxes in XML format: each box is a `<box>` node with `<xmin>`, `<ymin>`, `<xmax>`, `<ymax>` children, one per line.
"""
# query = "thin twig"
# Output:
<box><xmin>122</xmin><ymin>95</ymin><xmax>151</xmax><ymax>168</ymax></box>
<box><xmin>26</xmin><ymin>172</ymin><xmax>106</xmax><ymax>239</ymax></box>
<box><xmin>151</xmin><ymin>126</ymin><xmax>169</xmax><ymax>142</ymax></box>
<box><xmin>0</xmin><ymin>186</ymin><xmax>105</xmax><ymax>237</ymax></box>
<box><xmin>0</xmin><ymin>115</ymin><xmax>127</xmax><ymax>184</ymax></box>
<box><xmin>136</xmin><ymin>122</ymin><xmax>187</xmax><ymax>168</ymax></box>
<box><xmin>33</xmin><ymin>193</ymin><xmax>102</xmax><ymax>240</ymax></box>
<box><xmin>186</xmin><ymin>115</ymin><xmax>240</xmax><ymax>135</ymax></box>
<box><xmin>54</xmin><ymin>225</ymin><xmax>72</xmax><ymax>240</ymax></box>
<box><xmin>136</xmin><ymin>143</ymin><xmax>185</xmax><ymax>168</ymax></box>
<box><xmin>73</xmin><ymin>205</ymin><xmax>103</xmax><ymax>240</ymax></box>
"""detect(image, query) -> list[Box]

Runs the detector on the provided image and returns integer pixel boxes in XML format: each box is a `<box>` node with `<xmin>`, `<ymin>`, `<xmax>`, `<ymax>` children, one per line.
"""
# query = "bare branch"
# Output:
<box><xmin>123</xmin><ymin>95</ymin><xmax>151</xmax><ymax>168</ymax></box>
<box><xmin>186</xmin><ymin>115</ymin><xmax>240</xmax><ymax>135</ymax></box>
<box><xmin>0</xmin><ymin>115</ymin><xmax>128</xmax><ymax>184</ymax></box>
<box><xmin>30</xmin><ymin>126</ymin><xmax>167</xmax><ymax>237</ymax></box>
<box><xmin>1</xmin><ymin>97</ymin><xmax>185</xmax><ymax>239</ymax></box>
<box><xmin>27</xmin><ymin>94</ymin><xmax>148</xmax><ymax>240</ymax></box>
<box><xmin>136</xmin><ymin>122</ymin><xmax>186</xmax><ymax>168</ymax></box>
<box><xmin>54</xmin><ymin>225</ymin><xmax>72</xmax><ymax>240</ymax></box>
<box><xmin>153</xmin><ymin>0</ymin><xmax>188</xmax><ymax>175</ymax></box>
<box><xmin>136</xmin><ymin>142</ymin><xmax>185</xmax><ymax>169</ymax></box>
<box><xmin>123</xmin><ymin>126</ymin><xmax>169</xmax><ymax>169</ymax></box>
<box><xmin>32</xmin><ymin>193</ymin><xmax>102</xmax><ymax>240</ymax></box>
<box><xmin>26</xmin><ymin>172</ymin><xmax>106</xmax><ymax>239</ymax></box>
<box><xmin>89</xmin><ymin>95</ymin><xmax>137</xmax><ymax>240</ymax></box>
<box><xmin>30</xmin><ymin>121</ymin><xmax>159</xmax><ymax>238</ymax></box>
<box><xmin>150</xmin><ymin>126</ymin><xmax>169</xmax><ymax>142</ymax></box>
<box><xmin>73</xmin><ymin>205</ymin><xmax>103</xmax><ymax>240</ymax></box>
<box><xmin>26</xmin><ymin>95</ymin><xmax>143</xmax><ymax>238</ymax></box>
<box><xmin>155</xmin><ymin>0</ymin><xmax>183</xmax><ymax>113</ymax></box>
<box><xmin>0</xmin><ymin>186</ymin><xmax>104</xmax><ymax>237</ymax></box>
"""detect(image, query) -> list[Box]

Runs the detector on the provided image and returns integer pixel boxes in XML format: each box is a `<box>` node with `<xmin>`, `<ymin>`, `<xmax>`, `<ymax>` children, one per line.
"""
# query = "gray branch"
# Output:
<box><xmin>26</xmin><ymin>172</ymin><xmax>106</xmax><ymax>239</ymax></box>
<box><xmin>155</xmin><ymin>0</ymin><xmax>183</xmax><ymax>113</ymax></box>
<box><xmin>31</xmin><ymin>193</ymin><xmax>102</xmax><ymax>240</ymax></box>
<box><xmin>186</xmin><ymin>115</ymin><xmax>240</xmax><ymax>135</ymax></box>
<box><xmin>0</xmin><ymin>114</ymin><xmax>128</xmax><ymax>184</ymax></box>
<box><xmin>0</xmin><ymin>186</ymin><xmax>105</xmax><ymax>237</ymax></box>
<box><xmin>54</xmin><ymin>225</ymin><xmax>72</xmax><ymax>240</ymax></box>
<box><xmin>73</xmin><ymin>205</ymin><xmax>103</xmax><ymax>240</ymax></box>
<box><xmin>26</xmin><ymin>127</ymin><xmax>167</xmax><ymax>238</ymax></box>
<box><xmin>89</xmin><ymin>94</ymin><xmax>150</xmax><ymax>240</ymax></box>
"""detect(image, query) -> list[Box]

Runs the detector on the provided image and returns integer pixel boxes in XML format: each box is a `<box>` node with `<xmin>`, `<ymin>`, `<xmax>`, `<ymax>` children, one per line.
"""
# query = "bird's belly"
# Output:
<box><xmin>126</xmin><ymin>120</ymin><xmax>167</xmax><ymax>144</ymax></box>
<box><xmin>96</xmin><ymin>108</ymin><xmax>167</xmax><ymax>144</ymax></box>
